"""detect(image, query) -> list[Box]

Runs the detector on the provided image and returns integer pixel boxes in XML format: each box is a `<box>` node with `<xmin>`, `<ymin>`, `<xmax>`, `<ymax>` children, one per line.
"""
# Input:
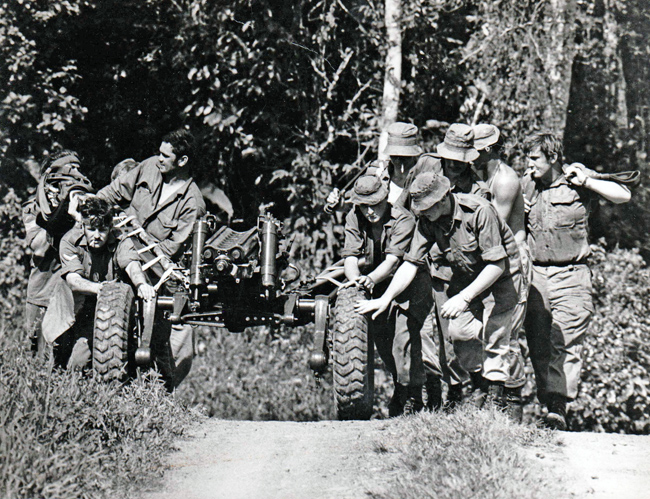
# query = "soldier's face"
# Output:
<box><xmin>83</xmin><ymin>224</ymin><xmax>110</xmax><ymax>250</ymax></box>
<box><xmin>443</xmin><ymin>159</ymin><xmax>470</xmax><ymax>184</ymax></box>
<box><xmin>420</xmin><ymin>196</ymin><xmax>451</xmax><ymax>223</ymax></box>
<box><xmin>360</xmin><ymin>199</ymin><xmax>388</xmax><ymax>223</ymax></box>
<box><xmin>158</xmin><ymin>142</ymin><xmax>180</xmax><ymax>174</ymax></box>
<box><xmin>390</xmin><ymin>155</ymin><xmax>417</xmax><ymax>173</ymax></box>
<box><xmin>528</xmin><ymin>147</ymin><xmax>554</xmax><ymax>181</ymax></box>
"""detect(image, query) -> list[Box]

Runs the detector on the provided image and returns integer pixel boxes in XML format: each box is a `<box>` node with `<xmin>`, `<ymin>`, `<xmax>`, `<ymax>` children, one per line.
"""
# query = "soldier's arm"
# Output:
<box><xmin>491</xmin><ymin>169</ymin><xmax>522</xmax><ymax>222</ymax></box>
<box><xmin>65</xmin><ymin>272</ymin><xmax>102</xmax><ymax>295</ymax></box>
<box><xmin>441</xmin><ymin>260</ymin><xmax>505</xmax><ymax>319</ymax></box>
<box><xmin>96</xmin><ymin>162</ymin><xmax>141</xmax><ymax>205</ymax></box>
<box><xmin>564</xmin><ymin>163</ymin><xmax>631</xmax><ymax>204</ymax></box>
<box><xmin>124</xmin><ymin>261</ymin><xmax>156</xmax><ymax>301</ymax></box>
<box><xmin>354</xmin><ymin>261</ymin><xmax>418</xmax><ymax>319</ymax></box>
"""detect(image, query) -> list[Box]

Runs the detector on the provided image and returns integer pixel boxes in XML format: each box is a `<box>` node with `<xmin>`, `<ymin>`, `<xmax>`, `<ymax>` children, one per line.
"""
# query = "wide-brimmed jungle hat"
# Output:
<box><xmin>473</xmin><ymin>124</ymin><xmax>500</xmax><ymax>151</ymax></box>
<box><xmin>382</xmin><ymin>122</ymin><xmax>423</xmax><ymax>157</ymax></box>
<box><xmin>436</xmin><ymin>123</ymin><xmax>480</xmax><ymax>162</ymax></box>
<box><xmin>349</xmin><ymin>174</ymin><xmax>389</xmax><ymax>206</ymax></box>
<box><xmin>409</xmin><ymin>171</ymin><xmax>451</xmax><ymax>215</ymax></box>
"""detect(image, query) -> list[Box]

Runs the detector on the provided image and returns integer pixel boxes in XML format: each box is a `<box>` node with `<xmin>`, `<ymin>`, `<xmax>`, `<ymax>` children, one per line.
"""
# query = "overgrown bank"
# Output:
<box><xmin>0</xmin><ymin>335</ymin><xmax>202</xmax><ymax>499</ymax></box>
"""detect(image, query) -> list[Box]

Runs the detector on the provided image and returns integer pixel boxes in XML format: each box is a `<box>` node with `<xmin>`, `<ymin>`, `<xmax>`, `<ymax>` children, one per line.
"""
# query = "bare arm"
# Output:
<box><xmin>440</xmin><ymin>260</ymin><xmax>505</xmax><ymax>319</ymax></box>
<box><xmin>367</xmin><ymin>254</ymin><xmax>400</xmax><ymax>286</ymax></box>
<box><xmin>491</xmin><ymin>172</ymin><xmax>521</xmax><ymax>222</ymax></box>
<box><xmin>354</xmin><ymin>261</ymin><xmax>418</xmax><ymax>320</ymax></box>
<box><xmin>565</xmin><ymin>164</ymin><xmax>631</xmax><ymax>204</ymax></box>
<box><xmin>125</xmin><ymin>261</ymin><xmax>156</xmax><ymax>301</ymax></box>
<box><xmin>66</xmin><ymin>272</ymin><xmax>102</xmax><ymax>295</ymax></box>
<box><xmin>344</xmin><ymin>256</ymin><xmax>362</xmax><ymax>282</ymax></box>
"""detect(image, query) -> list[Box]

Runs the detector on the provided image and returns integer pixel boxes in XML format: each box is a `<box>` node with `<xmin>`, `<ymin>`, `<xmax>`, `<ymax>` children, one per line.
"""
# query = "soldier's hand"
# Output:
<box><xmin>523</xmin><ymin>195</ymin><xmax>532</xmax><ymax>214</ymax></box>
<box><xmin>440</xmin><ymin>293</ymin><xmax>470</xmax><ymax>319</ymax></box>
<box><xmin>564</xmin><ymin>163</ymin><xmax>588</xmax><ymax>187</ymax></box>
<box><xmin>341</xmin><ymin>277</ymin><xmax>358</xmax><ymax>289</ymax></box>
<box><xmin>355</xmin><ymin>296</ymin><xmax>389</xmax><ymax>320</ymax></box>
<box><xmin>137</xmin><ymin>283</ymin><xmax>156</xmax><ymax>302</ymax></box>
<box><xmin>326</xmin><ymin>188</ymin><xmax>341</xmax><ymax>206</ymax></box>
<box><xmin>356</xmin><ymin>275</ymin><xmax>375</xmax><ymax>293</ymax></box>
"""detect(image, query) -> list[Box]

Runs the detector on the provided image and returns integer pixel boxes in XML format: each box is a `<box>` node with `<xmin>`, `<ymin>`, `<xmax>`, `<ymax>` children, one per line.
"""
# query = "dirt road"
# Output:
<box><xmin>145</xmin><ymin>420</ymin><xmax>650</xmax><ymax>499</ymax></box>
<box><xmin>144</xmin><ymin>420</ymin><xmax>389</xmax><ymax>499</ymax></box>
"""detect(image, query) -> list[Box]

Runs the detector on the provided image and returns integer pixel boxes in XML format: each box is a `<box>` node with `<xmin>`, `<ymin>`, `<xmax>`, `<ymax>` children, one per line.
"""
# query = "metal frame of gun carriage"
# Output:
<box><xmin>92</xmin><ymin>213</ymin><xmax>375</xmax><ymax>420</ymax></box>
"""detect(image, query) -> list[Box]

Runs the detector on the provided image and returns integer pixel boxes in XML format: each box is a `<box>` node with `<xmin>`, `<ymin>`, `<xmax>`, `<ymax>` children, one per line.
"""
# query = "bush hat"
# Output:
<box><xmin>409</xmin><ymin>171</ymin><xmax>451</xmax><ymax>215</ymax></box>
<box><xmin>382</xmin><ymin>122</ymin><xmax>423</xmax><ymax>157</ymax></box>
<box><xmin>349</xmin><ymin>174</ymin><xmax>389</xmax><ymax>206</ymax></box>
<box><xmin>436</xmin><ymin>123</ymin><xmax>480</xmax><ymax>162</ymax></box>
<box><xmin>473</xmin><ymin>124</ymin><xmax>500</xmax><ymax>151</ymax></box>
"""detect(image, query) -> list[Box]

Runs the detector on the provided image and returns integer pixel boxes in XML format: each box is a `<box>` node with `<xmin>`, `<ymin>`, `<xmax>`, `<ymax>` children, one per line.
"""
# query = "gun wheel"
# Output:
<box><xmin>93</xmin><ymin>281</ymin><xmax>137</xmax><ymax>382</ymax></box>
<box><xmin>332</xmin><ymin>286</ymin><xmax>374</xmax><ymax>420</ymax></box>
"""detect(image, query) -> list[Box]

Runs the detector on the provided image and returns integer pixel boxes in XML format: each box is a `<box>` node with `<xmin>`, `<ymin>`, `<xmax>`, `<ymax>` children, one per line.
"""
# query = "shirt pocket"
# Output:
<box><xmin>449</xmin><ymin>239</ymin><xmax>479</xmax><ymax>274</ymax></box>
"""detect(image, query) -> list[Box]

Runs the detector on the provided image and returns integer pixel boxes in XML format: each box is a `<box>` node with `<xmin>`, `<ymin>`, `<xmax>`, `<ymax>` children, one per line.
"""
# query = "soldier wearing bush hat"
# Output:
<box><xmin>342</xmin><ymin>174</ymin><xmax>433</xmax><ymax>416</ymax></box>
<box><xmin>357</xmin><ymin>170</ymin><xmax>524</xmax><ymax>413</ymax></box>
<box><xmin>471</xmin><ymin>123</ymin><xmax>529</xmax><ymax>421</ymax></box>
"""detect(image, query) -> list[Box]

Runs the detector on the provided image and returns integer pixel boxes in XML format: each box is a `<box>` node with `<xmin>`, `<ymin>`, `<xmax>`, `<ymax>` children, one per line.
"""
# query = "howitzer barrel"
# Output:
<box><xmin>260</xmin><ymin>215</ymin><xmax>280</xmax><ymax>295</ymax></box>
<box><xmin>190</xmin><ymin>219</ymin><xmax>209</xmax><ymax>302</ymax></box>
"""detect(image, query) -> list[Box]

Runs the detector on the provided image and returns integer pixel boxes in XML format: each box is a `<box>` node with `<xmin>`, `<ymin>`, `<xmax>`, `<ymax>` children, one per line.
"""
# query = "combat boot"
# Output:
<box><xmin>444</xmin><ymin>383</ymin><xmax>464</xmax><ymax>412</ymax></box>
<box><xmin>469</xmin><ymin>371</ymin><xmax>489</xmax><ymax>408</ymax></box>
<box><xmin>388</xmin><ymin>384</ymin><xmax>407</xmax><ymax>417</ymax></box>
<box><xmin>402</xmin><ymin>385</ymin><xmax>424</xmax><ymax>415</ymax></box>
<box><xmin>504</xmin><ymin>387</ymin><xmax>523</xmax><ymax>423</ymax></box>
<box><xmin>425</xmin><ymin>376</ymin><xmax>443</xmax><ymax>411</ymax></box>
<box><xmin>545</xmin><ymin>394</ymin><xmax>567</xmax><ymax>431</ymax></box>
<box><xmin>484</xmin><ymin>381</ymin><xmax>506</xmax><ymax>409</ymax></box>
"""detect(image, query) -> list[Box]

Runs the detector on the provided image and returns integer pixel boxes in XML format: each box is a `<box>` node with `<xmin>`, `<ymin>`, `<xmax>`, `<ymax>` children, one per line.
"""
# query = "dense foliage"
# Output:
<box><xmin>571</xmin><ymin>244</ymin><xmax>650</xmax><ymax>433</ymax></box>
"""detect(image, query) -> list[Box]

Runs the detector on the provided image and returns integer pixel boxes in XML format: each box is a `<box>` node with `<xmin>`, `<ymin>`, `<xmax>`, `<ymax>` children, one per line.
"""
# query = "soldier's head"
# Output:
<box><xmin>79</xmin><ymin>197</ymin><xmax>113</xmax><ymax>250</ymax></box>
<box><xmin>42</xmin><ymin>149</ymin><xmax>82</xmax><ymax>175</ymax></box>
<box><xmin>383</xmin><ymin>122</ymin><xmax>422</xmax><ymax>175</ymax></box>
<box><xmin>437</xmin><ymin>124</ymin><xmax>479</xmax><ymax>184</ymax></box>
<box><xmin>111</xmin><ymin>158</ymin><xmax>139</xmax><ymax>181</ymax></box>
<box><xmin>473</xmin><ymin>124</ymin><xmax>502</xmax><ymax>167</ymax></box>
<box><xmin>350</xmin><ymin>175</ymin><xmax>390</xmax><ymax>223</ymax></box>
<box><xmin>409</xmin><ymin>172</ymin><xmax>452</xmax><ymax>223</ymax></box>
<box><xmin>158</xmin><ymin>129</ymin><xmax>194</xmax><ymax>175</ymax></box>
<box><xmin>524</xmin><ymin>132</ymin><xmax>563</xmax><ymax>182</ymax></box>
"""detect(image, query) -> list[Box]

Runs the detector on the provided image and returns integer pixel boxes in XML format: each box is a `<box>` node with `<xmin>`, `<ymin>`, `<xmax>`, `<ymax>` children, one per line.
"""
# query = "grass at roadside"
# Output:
<box><xmin>0</xmin><ymin>331</ymin><xmax>202</xmax><ymax>499</ymax></box>
<box><xmin>368</xmin><ymin>405</ymin><xmax>562</xmax><ymax>499</ymax></box>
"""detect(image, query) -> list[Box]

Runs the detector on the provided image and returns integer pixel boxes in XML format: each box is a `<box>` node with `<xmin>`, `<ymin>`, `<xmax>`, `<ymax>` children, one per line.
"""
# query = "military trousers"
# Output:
<box><xmin>525</xmin><ymin>263</ymin><xmax>593</xmax><ymax>402</ymax></box>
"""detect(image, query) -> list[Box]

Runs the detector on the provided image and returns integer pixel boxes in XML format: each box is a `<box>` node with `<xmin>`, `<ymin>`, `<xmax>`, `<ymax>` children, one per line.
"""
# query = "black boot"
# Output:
<box><xmin>469</xmin><ymin>371</ymin><xmax>489</xmax><ymax>408</ymax></box>
<box><xmin>444</xmin><ymin>383</ymin><xmax>465</xmax><ymax>412</ymax></box>
<box><xmin>388</xmin><ymin>384</ymin><xmax>407</xmax><ymax>417</ymax></box>
<box><xmin>403</xmin><ymin>385</ymin><xmax>424</xmax><ymax>415</ymax></box>
<box><xmin>425</xmin><ymin>376</ymin><xmax>443</xmax><ymax>411</ymax></box>
<box><xmin>504</xmin><ymin>387</ymin><xmax>523</xmax><ymax>423</ymax></box>
<box><xmin>485</xmin><ymin>381</ymin><xmax>506</xmax><ymax>409</ymax></box>
<box><xmin>545</xmin><ymin>394</ymin><xmax>567</xmax><ymax>431</ymax></box>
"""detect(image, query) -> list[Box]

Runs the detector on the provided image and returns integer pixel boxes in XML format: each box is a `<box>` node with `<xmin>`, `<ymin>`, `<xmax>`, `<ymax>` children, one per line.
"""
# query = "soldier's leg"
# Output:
<box><xmin>524</xmin><ymin>265</ymin><xmax>552</xmax><ymax>404</ymax></box>
<box><xmin>169</xmin><ymin>323</ymin><xmax>196</xmax><ymax>388</ymax></box>
<box><xmin>25</xmin><ymin>303</ymin><xmax>46</xmax><ymax>356</ymax></box>
<box><xmin>371</xmin><ymin>308</ymin><xmax>397</xmax><ymax>381</ymax></box>
<box><xmin>150</xmin><ymin>316</ymin><xmax>175</xmax><ymax>391</ymax></box>
<box><xmin>547</xmin><ymin>264</ymin><xmax>593</xmax><ymax>401</ymax></box>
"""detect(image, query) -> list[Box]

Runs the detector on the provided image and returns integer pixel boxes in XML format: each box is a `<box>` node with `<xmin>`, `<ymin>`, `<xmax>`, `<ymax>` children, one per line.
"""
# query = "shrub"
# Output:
<box><xmin>569</xmin><ymin>243</ymin><xmax>650</xmax><ymax>433</ymax></box>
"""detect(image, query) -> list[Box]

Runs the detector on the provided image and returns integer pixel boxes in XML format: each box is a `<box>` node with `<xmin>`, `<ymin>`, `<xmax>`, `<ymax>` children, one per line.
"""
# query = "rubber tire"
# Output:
<box><xmin>332</xmin><ymin>286</ymin><xmax>374</xmax><ymax>420</ymax></box>
<box><xmin>93</xmin><ymin>281</ymin><xmax>137</xmax><ymax>382</ymax></box>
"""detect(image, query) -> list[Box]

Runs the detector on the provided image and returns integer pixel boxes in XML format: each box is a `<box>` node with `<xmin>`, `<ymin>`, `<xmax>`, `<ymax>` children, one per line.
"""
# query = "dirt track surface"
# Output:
<box><xmin>144</xmin><ymin>419</ymin><xmax>388</xmax><ymax>499</ymax></box>
<box><xmin>144</xmin><ymin>420</ymin><xmax>650</xmax><ymax>499</ymax></box>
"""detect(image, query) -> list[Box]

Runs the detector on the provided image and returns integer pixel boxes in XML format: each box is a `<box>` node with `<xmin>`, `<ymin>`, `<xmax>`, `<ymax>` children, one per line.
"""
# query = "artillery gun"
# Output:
<box><xmin>92</xmin><ymin>213</ymin><xmax>374</xmax><ymax>420</ymax></box>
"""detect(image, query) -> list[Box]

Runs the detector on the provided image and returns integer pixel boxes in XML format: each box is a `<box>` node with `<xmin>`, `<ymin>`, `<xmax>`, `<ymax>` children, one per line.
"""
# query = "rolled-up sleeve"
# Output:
<box><xmin>404</xmin><ymin>220</ymin><xmax>435</xmax><ymax>266</ymax></box>
<box><xmin>59</xmin><ymin>231</ymin><xmax>85</xmax><ymax>278</ymax></box>
<box><xmin>340</xmin><ymin>209</ymin><xmax>365</xmax><ymax>258</ymax></box>
<box><xmin>384</xmin><ymin>210</ymin><xmax>415</xmax><ymax>259</ymax></box>
<box><xmin>474</xmin><ymin>204</ymin><xmax>507</xmax><ymax>263</ymax></box>
<box><xmin>97</xmin><ymin>162</ymin><xmax>141</xmax><ymax>206</ymax></box>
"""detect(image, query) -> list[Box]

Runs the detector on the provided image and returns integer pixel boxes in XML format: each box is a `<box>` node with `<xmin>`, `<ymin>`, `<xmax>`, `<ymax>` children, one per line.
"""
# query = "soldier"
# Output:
<box><xmin>472</xmin><ymin>124</ymin><xmax>530</xmax><ymax>419</ymax></box>
<box><xmin>22</xmin><ymin>151</ymin><xmax>93</xmax><ymax>356</ymax></box>
<box><xmin>522</xmin><ymin>132</ymin><xmax>631</xmax><ymax>430</ymax></box>
<box><xmin>96</xmin><ymin>129</ymin><xmax>206</xmax><ymax>388</ymax></box>
<box><xmin>356</xmin><ymin>172</ymin><xmax>523</xmax><ymax>411</ymax></box>
<box><xmin>328</xmin><ymin>122</ymin><xmax>445</xmax><ymax>409</ymax></box>
<box><xmin>342</xmin><ymin>174</ymin><xmax>432</xmax><ymax>415</ymax></box>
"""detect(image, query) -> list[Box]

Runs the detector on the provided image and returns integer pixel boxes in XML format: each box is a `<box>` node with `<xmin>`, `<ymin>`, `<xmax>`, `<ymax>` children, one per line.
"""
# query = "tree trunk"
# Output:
<box><xmin>542</xmin><ymin>0</ymin><xmax>578</xmax><ymax>138</ymax></box>
<box><xmin>379</xmin><ymin>0</ymin><xmax>402</xmax><ymax>158</ymax></box>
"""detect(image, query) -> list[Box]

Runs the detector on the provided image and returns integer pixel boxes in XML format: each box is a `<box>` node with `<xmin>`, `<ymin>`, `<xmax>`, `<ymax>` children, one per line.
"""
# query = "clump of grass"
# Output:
<box><xmin>0</xmin><ymin>334</ymin><xmax>201</xmax><ymax>499</ymax></box>
<box><xmin>367</xmin><ymin>405</ymin><xmax>563</xmax><ymax>499</ymax></box>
